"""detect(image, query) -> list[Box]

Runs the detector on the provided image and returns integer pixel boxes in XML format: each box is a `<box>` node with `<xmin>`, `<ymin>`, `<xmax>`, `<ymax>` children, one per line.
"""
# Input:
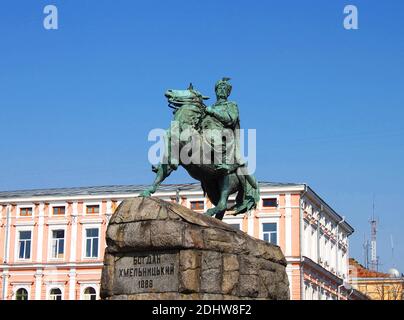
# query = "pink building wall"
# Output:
<box><xmin>0</xmin><ymin>183</ymin><xmax>354</xmax><ymax>300</ymax></box>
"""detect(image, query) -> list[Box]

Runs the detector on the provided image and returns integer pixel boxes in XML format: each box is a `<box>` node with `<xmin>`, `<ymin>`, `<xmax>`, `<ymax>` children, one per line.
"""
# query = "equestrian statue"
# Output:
<box><xmin>140</xmin><ymin>78</ymin><xmax>260</xmax><ymax>220</ymax></box>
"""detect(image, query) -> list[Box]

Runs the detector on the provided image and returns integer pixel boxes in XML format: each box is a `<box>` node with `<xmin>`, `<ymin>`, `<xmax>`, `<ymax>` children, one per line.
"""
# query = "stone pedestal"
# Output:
<box><xmin>100</xmin><ymin>197</ymin><xmax>289</xmax><ymax>300</ymax></box>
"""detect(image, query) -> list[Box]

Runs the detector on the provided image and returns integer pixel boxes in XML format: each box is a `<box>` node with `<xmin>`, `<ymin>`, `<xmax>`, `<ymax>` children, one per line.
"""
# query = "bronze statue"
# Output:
<box><xmin>140</xmin><ymin>78</ymin><xmax>260</xmax><ymax>220</ymax></box>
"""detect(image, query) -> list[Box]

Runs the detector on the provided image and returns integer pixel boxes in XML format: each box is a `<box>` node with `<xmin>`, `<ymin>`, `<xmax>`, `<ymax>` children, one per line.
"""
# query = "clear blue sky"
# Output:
<box><xmin>0</xmin><ymin>0</ymin><xmax>403</xmax><ymax>272</ymax></box>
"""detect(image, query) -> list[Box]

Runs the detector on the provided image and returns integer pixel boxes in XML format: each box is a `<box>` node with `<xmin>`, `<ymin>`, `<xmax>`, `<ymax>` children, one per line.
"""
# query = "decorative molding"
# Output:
<box><xmin>13</xmin><ymin>221</ymin><xmax>36</xmax><ymax>227</ymax></box>
<box><xmin>77</xmin><ymin>280</ymin><xmax>98</xmax><ymax>284</ymax></box>
<box><xmin>80</xmin><ymin>219</ymin><xmax>103</xmax><ymax>225</ymax></box>
<box><xmin>256</xmin><ymin>212</ymin><xmax>281</xmax><ymax>218</ymax></box>
<box><xmin>46</xmin><ymin>220</ymin><xmax>69</xmax><ymax>226</ymax></box>
<box><xmin>10</xmin><ymin>281</ymin><xmax>34</xmax><ymax>285</ymax></box>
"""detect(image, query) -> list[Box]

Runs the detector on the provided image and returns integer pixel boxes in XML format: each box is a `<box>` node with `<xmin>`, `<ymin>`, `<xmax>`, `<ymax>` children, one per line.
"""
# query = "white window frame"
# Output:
<box><xmin>312</xmin><ymin>208</ymin><xmax>318</xmax><ymax>220</ymax></box>
<box><xmin>331</xmin><ymin>242</ymin><xmax>336</xmax><ymax>271</ymax></box>
<box><xmin>259</xmin><ymin>218</ymin><xmax>279</xmax><ymax>245</ymax></box>
<box><xmin>326</xmin><ymin>236</ymin><xmax>332</xmax><ymax>268</ymax></box>
<box><xmin>320</xmin><ymin>288</ymin><xmax>325</xmax><ymax>300</ymax></box>
<box><xmin>17</xmin><ymin>204</ymin><xmax>35</xmax><ymax>218</ymax></box>
<box><xmin>187</xmin><ymin>197</ymin><xmax>206</xmax><ymax>211</ymax></box>
<box><xmin>304</xmin><ymin>281</ymin><xmax>310</xmax><ymax>300</ymax></box>
<box><xmin>326</xmin><ymin>217</ymin><xmax>331</xmax><ymax>231</ymax></box>
<box><xmin>46</xmin><ymin>283</ymin><xmax>65</xmax><ymax>300</ymax></box>
<box><xmin>48</xmin><ymin>226</ymin><xmax>67</xmax><ymax>261</ymax></box>
<box><xmin>82</xmin><ymin>224</ymin><xmax>101</xmax><ymax>260</ymax></box>
<box><xmin>13</xmin><ymin>284</ymin><xmax>31</xmax><ymax>300</ymax></box>
<box><xmin>303</xmin><ymin>221</ymin><xmax>309</xmax><ymax>257</ymax></box>
<box><xmin>259</xmin><ymin>194</ymin><xmax>280</xmax><ymax>210</ymax></box>
<box><xmin>84</xmin><ymin>201</ymin><xmax>102</xmax><ymax>216</ymax></box>
<box><xmin>79</xmin><ymin>283</ymin><xmax>99</xmax><ymax>300</ymax></box>
<box><xmin>311</xmin><ymin>227</ymin><xmax>317</xmax><ymax>261</ymax></box>
<box><xmin>319</xmin><ymin>230</ymin><xmax>325</xmax><ymax>264</ymax></box>
<box><xmin>50</xmin><ymin>203</ymin><xmax>67</xmax><ymax>217</ymax></box>
<box><xmin>312</xmin><ymin>284</ymin><xmax>318</xmax><ymax>300</ymax></box>
<box><xmin>15</xmin><ymin>226</ymin><xmax>33</xmax><ymax>262</ymax></box>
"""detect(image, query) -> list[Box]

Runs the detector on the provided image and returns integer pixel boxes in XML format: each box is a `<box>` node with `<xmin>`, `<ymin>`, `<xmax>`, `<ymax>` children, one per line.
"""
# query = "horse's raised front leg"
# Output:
<box><xmin>139</xmin><ymin>164</ymin><xmax>174</xmax><ymax>197</ymax></box>
<box><xmin>204</xmin><ymin>175</ymin><xmax>230</xmax><ymax>220</ymax></box>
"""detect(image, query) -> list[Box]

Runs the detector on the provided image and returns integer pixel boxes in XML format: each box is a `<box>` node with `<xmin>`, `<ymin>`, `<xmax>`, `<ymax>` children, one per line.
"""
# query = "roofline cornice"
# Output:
<box><xmin>304</xmin><ymin>186</ymin><xmax>354</xmax><ymax>234</ymax></box>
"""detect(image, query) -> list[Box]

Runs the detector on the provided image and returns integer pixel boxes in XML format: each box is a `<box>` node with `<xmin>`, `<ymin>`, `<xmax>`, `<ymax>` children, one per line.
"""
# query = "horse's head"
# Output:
<box><xmin>165</xmin><ymin>83</ymin><xmax>210</xmax><ymax>129</ymax></box>
<box><xmin>165</xmin><ymin>83</ymin><xmax>209</xmax><ymax>109</ymax></box>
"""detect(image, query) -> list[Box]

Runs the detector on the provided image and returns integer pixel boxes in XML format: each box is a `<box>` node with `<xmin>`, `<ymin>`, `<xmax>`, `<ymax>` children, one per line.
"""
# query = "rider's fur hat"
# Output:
<box><xmin>215</xmin><ymin>77</ymin><xmax>232</xmax><ymax>96</ymax></box>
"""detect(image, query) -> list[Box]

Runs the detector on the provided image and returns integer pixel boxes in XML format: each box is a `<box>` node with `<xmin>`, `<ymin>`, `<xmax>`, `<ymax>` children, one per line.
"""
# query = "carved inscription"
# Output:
<box><xmin>114</xmin><ymin>251</ymin><xmax>179</xmax><ymax>294</ymax></box>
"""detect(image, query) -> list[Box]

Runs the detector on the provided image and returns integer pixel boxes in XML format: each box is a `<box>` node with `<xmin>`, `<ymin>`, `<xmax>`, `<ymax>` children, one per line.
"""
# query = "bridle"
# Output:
<box><xmin>167</xmin><ymin>92</ymin><xmax>207</xmax><ymax>111</ymax></box>
<box><xmin>167</xmin><ymin>91</ymin><xmax>208</xmax><ymax>130</ymax></box>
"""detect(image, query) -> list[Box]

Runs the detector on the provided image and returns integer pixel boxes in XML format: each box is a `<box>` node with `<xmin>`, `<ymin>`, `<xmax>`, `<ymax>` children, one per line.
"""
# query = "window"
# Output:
<box><xmin>319</xmin><ymin>231</ymin><xmax>325</xmax><ymax>262</ymax></box>
<box><xmin>325</xmin><ymin>218</ymin><xmax>330</xmax><ymax>230</ymax></box>
<box><xmin>331</xmin><ymin>243</ymin><xmax>336</xmax><ymax>270</ymax></box>
<box><xmin>85</xmin><ymin>228</ymin><xmax>99</xmax><ymax>258</ymax></box>
<box><xmin>190</xmin><ymin>201</ymin><xmax>204</xmax><ymax>211</ymax></box>
<box><xmin>83</xmin><ymin>287</ymin><xmax>97</xmax><ymax>300</ymax></box>
<box><xmin>262</xmin><ymin>198</ymin><xmax>277</xmax><ymax>208</ymax></box>
<box><xmin>20</xmin><ymin>207</ymin><xmax>32</xmax><ymax>217</ymax></box>
<box><xmin>86</xmin><ymin>205</ymin><xmax>100</xmax><ymax>215</ymax></box>
<box><xmin>49</xmin><ymin>288</ymin><xmax>62</xmax><ymax>300</ymax></box>
<box><xmin>262</xmin><ymin>223</ymin><xmax>277</xmax><ymax>244</ymax></box>
<box><xmin>227</xmin><ymin>223</ymin><xmax>240</xmax><ymax>230</ymax></box>
<box><xmin>325</xmin><ymin>238</ymin><xmax>330</xmax><ymax>267</ymax></box>
<box><xmin>51</xmin><ymin>230</ymin><xmax>65</xmax><ymax>259</ymax></box>
<box><xmin>342</xmin><ymin>251</ymin><xmax>347</xmax><ymax>275</ymax></box>
<box><xmin>320</xmin><ymin>288</ymin><xmax>325</xmax><ymax>300</ymax></box>
<box><xmin>304</xmin><ymin>222</ymin><xmax>310</xmax><ymax>256</ymax></box>
<box><xmin>312</xmin><ymin>285</ymin><xmax>318</xmax><ymax>300</ymax></box>
<box><xmin>311</xmin><ymin>228</ymin><xmax>317</xmax><ymax>261</ymax></box>
<box><xmin>15</xmin><ymin>288</ymin><xmax>28</xmax><ymax>300</ymax></box>
<box><xmin>53</xmin><ymin>206</ymin><xmax>65</xmax><ymax>216</ymax></box>
<box><xmin>18</xmin><ymin>231</ymin><xmax>31</xmax><ymax>259</ymax></box>
<box><xmin>304</xmin><ymin>282</ymin><xmax>310</xmax><ymax>300</ymax></box>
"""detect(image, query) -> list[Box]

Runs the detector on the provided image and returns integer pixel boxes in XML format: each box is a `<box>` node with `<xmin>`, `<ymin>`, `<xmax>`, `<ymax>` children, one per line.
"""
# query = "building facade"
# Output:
<box><xmin>0</xmin><ymin>182</ymin><xmax>360</xmax><ymax>300</ymax></box>
<box><xmin>349</xmin><ymin>258</ymin><xmax>404</xmax><ymax>300</ymax></box>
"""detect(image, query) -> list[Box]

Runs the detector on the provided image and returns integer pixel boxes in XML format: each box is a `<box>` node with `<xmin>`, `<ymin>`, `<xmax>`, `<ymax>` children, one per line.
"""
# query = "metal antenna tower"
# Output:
<box><xmin>363</xmin><ymin>233</ymin><xmax>369</xmax><ymax>269</ymax></box>
<box><xmin>390</xmin><ymin>234</ymin><xmax>395</xmax><ymax>268</ymax></box>
<box><xmin>369</xmin><ymin>197</ymin><xmax>380</xmax><ymax>271</ymax></box>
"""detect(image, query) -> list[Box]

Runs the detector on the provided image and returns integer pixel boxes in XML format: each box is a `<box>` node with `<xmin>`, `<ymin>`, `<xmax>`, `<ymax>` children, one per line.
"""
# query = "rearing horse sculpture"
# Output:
<box><xmin>140</xmin><ymin>84</ymin><xmax>259</xmax><ymax>220</ymax></box>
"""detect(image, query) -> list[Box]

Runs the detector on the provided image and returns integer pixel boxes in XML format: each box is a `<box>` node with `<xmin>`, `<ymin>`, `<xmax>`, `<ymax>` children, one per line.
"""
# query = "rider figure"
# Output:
<box><xmin>203</xmin><ymin>78</ymin><xmax>253</xmax><ymax>213</ymax></box>
<box><xmin>204</xmin><ymin>77</ymin><xmax>241</xmax><ymax>173</ymax></box>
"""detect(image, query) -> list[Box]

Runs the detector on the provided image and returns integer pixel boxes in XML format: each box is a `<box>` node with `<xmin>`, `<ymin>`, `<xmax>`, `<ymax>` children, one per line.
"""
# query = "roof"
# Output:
<box><xmin>349</xmin><ymin>258</ymin><xmax>392</xmax><ymax>278</ymax></box>
<box><xmin>0</xmin><ymin>181</ymin><xmax>354</xmax><ymax>233</ymax></box>
<box><xmin>0</xmin><ymin>181</ymin><xmax>303</xmax><ymax>199</ymax></box>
